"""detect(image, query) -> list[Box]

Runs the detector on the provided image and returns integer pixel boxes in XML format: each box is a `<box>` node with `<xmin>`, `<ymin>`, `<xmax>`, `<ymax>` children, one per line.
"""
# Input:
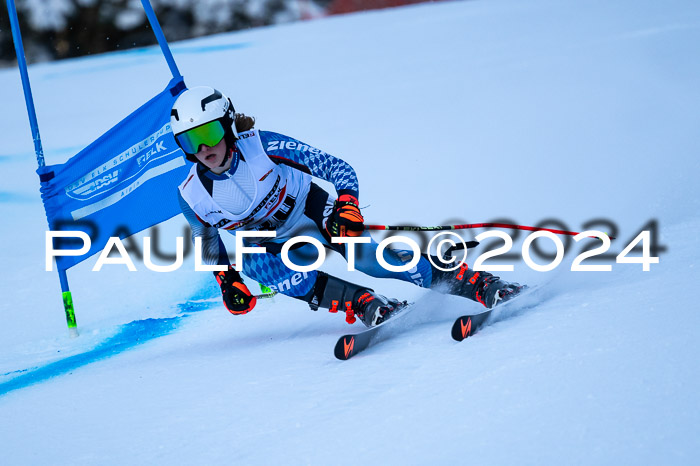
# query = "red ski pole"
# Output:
<box><xmin>366</xmin><ymin>223</ymin><xmax>615</xmax><ymax>239</ymax></box>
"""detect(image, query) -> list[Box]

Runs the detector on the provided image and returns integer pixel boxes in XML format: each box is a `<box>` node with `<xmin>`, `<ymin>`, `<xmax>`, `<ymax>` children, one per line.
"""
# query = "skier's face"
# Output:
<box><xmin>193</xmin><ymin>137</ymin><xmax>228</xmax><ymax>171</ymax></box>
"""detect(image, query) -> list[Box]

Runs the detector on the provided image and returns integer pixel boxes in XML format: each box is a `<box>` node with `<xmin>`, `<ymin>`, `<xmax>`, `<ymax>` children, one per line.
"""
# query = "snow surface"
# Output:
<box><xmin>1</xmin><ymin>0</ymin><xmax>700</xmax><ymax>464</ymax></box>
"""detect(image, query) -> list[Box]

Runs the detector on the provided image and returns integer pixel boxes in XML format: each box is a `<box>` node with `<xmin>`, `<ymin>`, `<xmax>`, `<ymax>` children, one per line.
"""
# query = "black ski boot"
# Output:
<box><xmin>304</xmin><ymin>272</ymin><xmax>404</xmax><ymax>327</ymax></box>
<box><xmin>352</xmin><ymin>290</ymin><xmax>404</xmax><ymax>327</ymax></box>
<box><xmin>431</xmin><ymin>261</ymin><xmax>524</xmax><ymax>309</ymax></box>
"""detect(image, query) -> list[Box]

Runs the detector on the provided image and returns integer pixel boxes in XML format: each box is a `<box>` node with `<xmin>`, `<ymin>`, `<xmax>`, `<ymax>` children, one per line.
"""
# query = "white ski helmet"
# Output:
<box><xmin>170</xmin><ymin>86</ymin><xmax>238</xmax><ymax>161</ymax></box>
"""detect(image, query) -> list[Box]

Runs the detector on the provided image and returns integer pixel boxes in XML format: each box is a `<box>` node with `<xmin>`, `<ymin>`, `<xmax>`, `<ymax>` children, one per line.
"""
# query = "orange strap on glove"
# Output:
<box><xmin>214</xmin><ymin>266</ymin><xmax>257</xmax><ymax>315</ymax></box>
<box><xmin>325</xmin><ymin>194</ymin><xmax>364</xmax><ymax>238</ymax></box>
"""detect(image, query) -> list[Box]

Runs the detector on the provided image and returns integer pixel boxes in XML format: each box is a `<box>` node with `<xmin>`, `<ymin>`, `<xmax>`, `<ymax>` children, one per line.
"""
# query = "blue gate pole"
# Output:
<box><xmin>6</xmin><ymin>0</ymin><xmax>79</xmax><ymax>338</ymax></box>
<box><xmin>141</xmin><ymin>0</ymin><xmax>182</xmax><ymax>80</ymax></box>
<box><xmin>6</xmin><ymin>0</ymin><xmax>44</xmax><ymax>169</ymax></box>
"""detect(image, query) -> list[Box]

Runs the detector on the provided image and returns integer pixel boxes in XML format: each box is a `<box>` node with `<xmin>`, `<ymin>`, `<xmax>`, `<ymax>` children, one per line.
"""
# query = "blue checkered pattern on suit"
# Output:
<box><xmin>260</xmin><ymin>131</ymin><xmax>360</xmax><ymax>195</ymax></box>
<box><xmin>242</xmin><ymin>248</ymin><xmax>318</xmax><ymax>297</ymax></box>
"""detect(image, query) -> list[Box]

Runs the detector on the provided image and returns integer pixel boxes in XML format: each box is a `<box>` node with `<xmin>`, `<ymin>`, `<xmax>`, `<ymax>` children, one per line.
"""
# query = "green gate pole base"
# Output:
<box><xmin>62</xmin><ymin>291</ymin><xmax>79</xmax><ymax>338</ymax></box>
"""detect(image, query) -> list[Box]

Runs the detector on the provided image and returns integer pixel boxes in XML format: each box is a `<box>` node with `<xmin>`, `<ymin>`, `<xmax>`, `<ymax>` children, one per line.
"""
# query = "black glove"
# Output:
<box><xmin>325</xmin><ymin>193</ymin><xmax>364</xmax><ymax>238</ymax></box>
<box><xmin>214</xmin><ymin>266</ymin><xmax>256</xmax><ymax>315</ymax></box>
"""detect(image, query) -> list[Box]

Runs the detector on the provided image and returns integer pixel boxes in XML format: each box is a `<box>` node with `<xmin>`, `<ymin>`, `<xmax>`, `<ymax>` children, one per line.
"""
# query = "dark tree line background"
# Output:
<box><xmin>0</xmin><ymin>0</ymin><xmax>339</xmax><ymax>66</ymax></box>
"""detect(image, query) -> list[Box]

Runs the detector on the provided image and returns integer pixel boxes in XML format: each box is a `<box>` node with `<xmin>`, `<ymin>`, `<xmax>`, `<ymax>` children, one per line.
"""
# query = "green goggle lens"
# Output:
<box><xmin>176</xmin><ymin>120</ymin><xmax>226</xmax><ymax>155</ymax></box>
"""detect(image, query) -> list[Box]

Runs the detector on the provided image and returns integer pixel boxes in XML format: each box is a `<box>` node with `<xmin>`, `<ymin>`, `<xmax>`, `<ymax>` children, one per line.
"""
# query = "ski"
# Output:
<box><xmin>450</xmin><ymin>310</ymin><xmax>493</xmax><ymax>341</ymax></box>
<box><xmin>334</xmin><ymin>301</ymin><xmax>414</xmax><ymax>360</ymax></box>
<box><xmin>451</xmin><ymin>284</ymin><xmax>544</xmax><ymax>342</ymax></box>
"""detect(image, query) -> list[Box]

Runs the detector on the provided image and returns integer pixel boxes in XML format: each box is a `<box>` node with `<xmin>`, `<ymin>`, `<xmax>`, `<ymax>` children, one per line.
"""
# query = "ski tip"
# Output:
<box><xmin>334</xmin><ymin>335</ymin><xmax>356</xmax><ymax>360</ymax></box>
<box><xmin>451</xmin><ymin>310</ymin><xmax>493</xmax><ymax>342</ymax></box>
<box><xmin>451</xmin><ymin>315</ymin><xmax>475</xmax><ymax>342</ymax></box>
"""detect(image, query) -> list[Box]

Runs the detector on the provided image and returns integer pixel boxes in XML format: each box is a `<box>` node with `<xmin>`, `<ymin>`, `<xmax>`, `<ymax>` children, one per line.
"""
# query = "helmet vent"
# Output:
<box><xmin>201</xmin><ymin>90</ymin><xmax>223</xmax><ymax>111</ymax></box>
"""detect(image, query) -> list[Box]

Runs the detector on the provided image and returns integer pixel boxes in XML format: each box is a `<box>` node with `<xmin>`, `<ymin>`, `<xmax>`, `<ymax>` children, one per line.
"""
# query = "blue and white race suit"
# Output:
<box><xmin>178</xmin><ymin>129</ymin><xmax>434</xmax><ymax>298</ymax></box>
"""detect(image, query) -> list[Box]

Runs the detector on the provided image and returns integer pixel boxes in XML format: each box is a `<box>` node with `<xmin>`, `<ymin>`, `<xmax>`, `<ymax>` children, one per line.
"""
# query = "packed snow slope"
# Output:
<box><xmin>1</xmin><ymin>0</ymin><xmax>699</xmax><ymax>464</ymax></box>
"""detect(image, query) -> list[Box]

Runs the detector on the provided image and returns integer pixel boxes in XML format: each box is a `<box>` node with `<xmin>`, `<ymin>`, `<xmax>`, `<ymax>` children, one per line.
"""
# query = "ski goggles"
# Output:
<box><xmin>175</xmin><ymin>120</ymin><xmax>226</xmax><ymax>155</ymax></box>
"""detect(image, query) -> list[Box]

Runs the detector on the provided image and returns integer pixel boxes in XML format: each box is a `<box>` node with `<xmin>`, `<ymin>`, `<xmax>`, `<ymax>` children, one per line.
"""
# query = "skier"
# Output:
<box><xmin>171</xmin><ymin>86</ymin><xmax>523</xmax><ymax>327</ymax></box>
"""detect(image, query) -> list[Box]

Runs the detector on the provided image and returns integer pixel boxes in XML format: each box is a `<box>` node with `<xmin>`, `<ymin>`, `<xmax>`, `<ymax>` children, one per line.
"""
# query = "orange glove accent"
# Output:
<box><xmin>326</xmin><ymin>194</ymin><xmax>364</xmax><ymax>238</ymax></box>
<box><xmin>215</xmin><ymin>267</ymin><xmax>257</xmax><ymax>315</ymax></box>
